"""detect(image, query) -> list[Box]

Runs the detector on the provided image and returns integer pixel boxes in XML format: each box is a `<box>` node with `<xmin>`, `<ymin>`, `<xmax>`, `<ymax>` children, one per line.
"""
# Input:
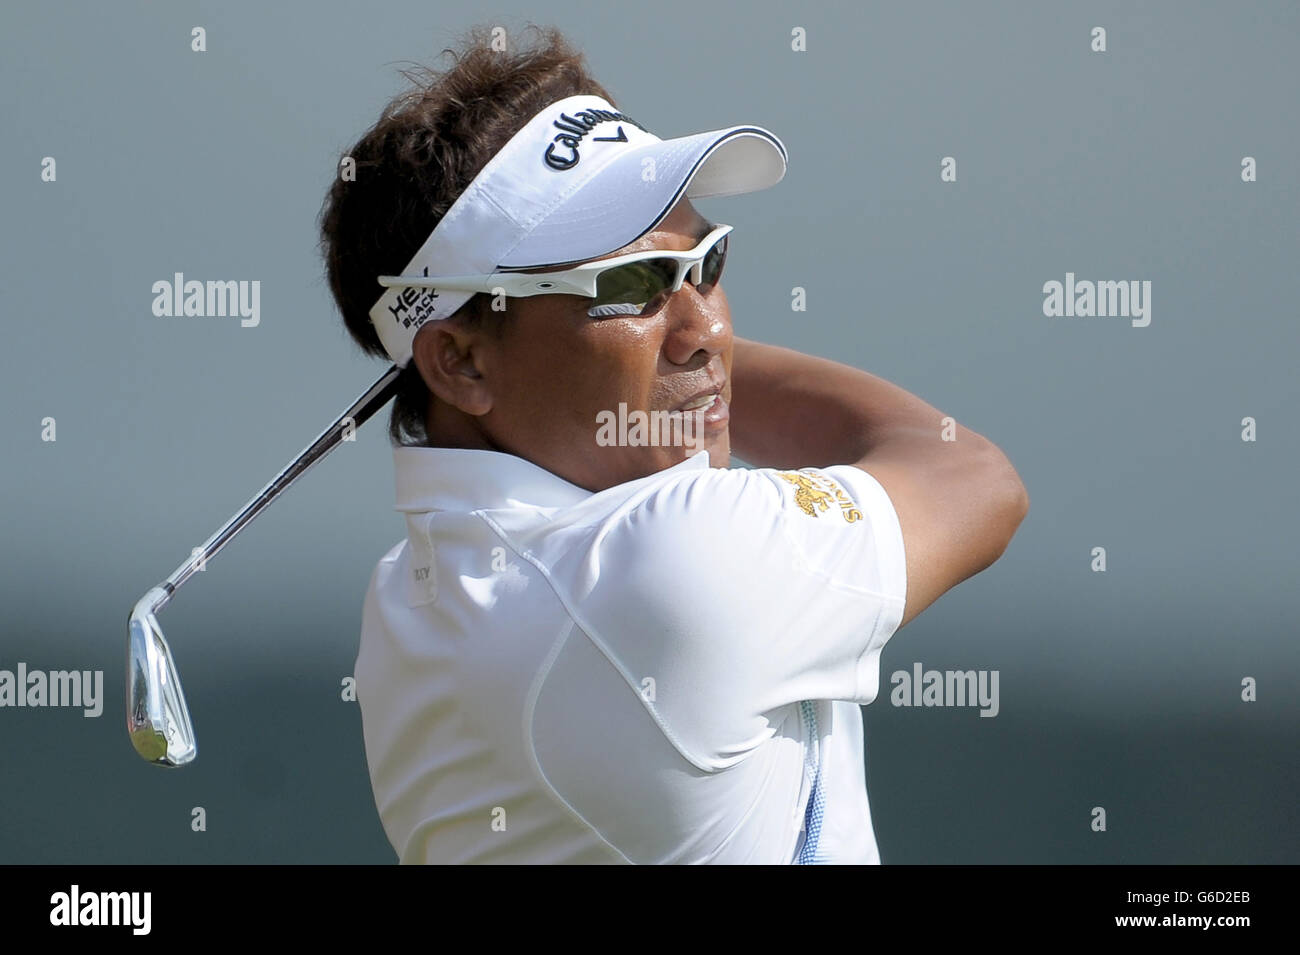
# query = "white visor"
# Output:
<box><xmin>369</xmin><ymin>94</ymin><xmax>787</xmax><ymax>367</ymax></box>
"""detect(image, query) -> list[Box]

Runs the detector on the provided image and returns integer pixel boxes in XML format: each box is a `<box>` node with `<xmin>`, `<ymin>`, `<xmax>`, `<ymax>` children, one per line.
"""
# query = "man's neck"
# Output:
<box><xmin>423</xmin><ymin>395</ymin><xmax>502</xmax><ymax>453</ymax></box>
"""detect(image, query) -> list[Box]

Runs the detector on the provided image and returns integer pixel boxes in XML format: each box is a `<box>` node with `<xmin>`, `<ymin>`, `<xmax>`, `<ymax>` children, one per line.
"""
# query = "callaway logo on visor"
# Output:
<box><xmin>543</xmin><ymin>108</ymin><xmax>650</xmax><ymax>170</ymax></box>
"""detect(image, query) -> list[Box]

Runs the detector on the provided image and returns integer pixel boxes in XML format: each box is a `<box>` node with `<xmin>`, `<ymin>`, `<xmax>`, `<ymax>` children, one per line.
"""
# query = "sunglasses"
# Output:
<box><xmin>377</xmin><ymin>223</ymin><xmax>732</xmax><ymax>319</ymax></box>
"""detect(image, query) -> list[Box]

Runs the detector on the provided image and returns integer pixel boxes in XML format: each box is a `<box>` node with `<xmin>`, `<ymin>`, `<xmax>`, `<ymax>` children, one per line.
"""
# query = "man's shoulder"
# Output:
<box><xmin>595</xmin><ymin>461</ymin><xmax>875</xmax><ymax>553</ymax></box>
<box><xmin>582</xmin><ymin>459</ymin><xmax>903</xmax><ymax>612</ymax></box>
<box><xmin>591</xmin><ymin>462</ymin><xmax>785</xmax><ymax>553</ymax></box>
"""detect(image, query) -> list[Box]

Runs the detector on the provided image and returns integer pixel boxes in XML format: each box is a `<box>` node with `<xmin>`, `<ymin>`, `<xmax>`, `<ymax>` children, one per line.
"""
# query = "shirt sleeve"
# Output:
<box><xmin>569</xmin><ymin>461</ymin><xmax>908</xmax><ymax>771</ymax></box>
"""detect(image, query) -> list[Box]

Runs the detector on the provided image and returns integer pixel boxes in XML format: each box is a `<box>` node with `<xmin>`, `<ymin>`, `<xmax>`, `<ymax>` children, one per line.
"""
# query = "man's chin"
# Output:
<box><xmin>698</xmin><ymin>433</ymin><xmax>730</xmax><ymax>469</ymax></box>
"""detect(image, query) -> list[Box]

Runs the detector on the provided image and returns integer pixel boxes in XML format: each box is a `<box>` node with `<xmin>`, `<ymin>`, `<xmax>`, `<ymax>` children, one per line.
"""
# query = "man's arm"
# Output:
<box><xmin>727</xmin><ymin>337</ymin><xmax>1029</xmax><ymax>629</ymax></box>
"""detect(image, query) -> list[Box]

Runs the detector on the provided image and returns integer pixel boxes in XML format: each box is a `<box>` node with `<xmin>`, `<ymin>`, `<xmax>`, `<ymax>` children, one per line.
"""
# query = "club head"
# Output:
<box><xmin>127</xmin><ymin>587</ymin><xmax>197</xmax><ymax>767</ymax></box>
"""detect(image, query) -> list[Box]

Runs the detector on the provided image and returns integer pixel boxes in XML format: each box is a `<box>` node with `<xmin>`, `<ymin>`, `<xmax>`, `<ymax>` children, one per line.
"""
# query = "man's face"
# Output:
<box><xmin>415</xmin><ymin>198</ymin><xmax>733</xmax><ymax>492</ymax></box>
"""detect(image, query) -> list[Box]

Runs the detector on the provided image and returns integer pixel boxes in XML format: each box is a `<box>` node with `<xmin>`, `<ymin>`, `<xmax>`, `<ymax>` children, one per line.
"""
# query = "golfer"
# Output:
<box><xmin>319</xmin><ymin>26</ymin><xmax>1028</xmax><ymax>864</ymax></box>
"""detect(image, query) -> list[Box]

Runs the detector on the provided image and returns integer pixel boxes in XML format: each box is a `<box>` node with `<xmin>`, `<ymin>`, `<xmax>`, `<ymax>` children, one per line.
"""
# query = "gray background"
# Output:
<box><xmin>1</xmin><ymin>1</ymin><xmax>1295</xmax><ymax>863</ymax></box>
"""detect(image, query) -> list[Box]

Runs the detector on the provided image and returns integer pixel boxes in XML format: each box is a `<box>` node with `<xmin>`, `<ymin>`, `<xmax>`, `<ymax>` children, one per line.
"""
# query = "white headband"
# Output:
<box><xmin>369</xmin><ymin>94</ymin><xmax>787</xmax><ymax>368</ymax></box>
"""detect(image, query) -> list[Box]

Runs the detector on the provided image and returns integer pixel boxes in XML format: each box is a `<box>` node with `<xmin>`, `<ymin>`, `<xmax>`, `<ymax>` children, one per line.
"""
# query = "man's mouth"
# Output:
<box><xmin>672</xmin><ymin>389</ymin><xmax>730</xmax><ymax>433</ymax></box>
<box><xmin>678</xmin><ymin>392</ymin><xmax>722</xmax><ymax>413</ymax></box>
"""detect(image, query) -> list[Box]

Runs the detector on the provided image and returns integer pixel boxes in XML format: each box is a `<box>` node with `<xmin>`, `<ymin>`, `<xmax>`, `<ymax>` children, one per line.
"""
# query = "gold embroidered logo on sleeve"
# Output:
<box><xmin>776</xmin><ymin>471</ymin><xmax>863</xmax><ymax>523</ymax></box>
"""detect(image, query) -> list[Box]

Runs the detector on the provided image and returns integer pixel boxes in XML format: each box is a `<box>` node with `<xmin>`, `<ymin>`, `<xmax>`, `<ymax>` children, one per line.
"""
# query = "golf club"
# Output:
<box><xmin>127</xmin><ymin>365</ymin><xmax>402</xmax><ymax>767</ymax></box>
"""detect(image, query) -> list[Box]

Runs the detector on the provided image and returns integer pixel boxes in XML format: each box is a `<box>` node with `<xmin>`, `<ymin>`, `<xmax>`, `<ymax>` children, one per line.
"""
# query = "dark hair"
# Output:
<box><xmin>318</xmin><ymin>25</ymin><xmax>617</xmax><ymax>446</ymax></box>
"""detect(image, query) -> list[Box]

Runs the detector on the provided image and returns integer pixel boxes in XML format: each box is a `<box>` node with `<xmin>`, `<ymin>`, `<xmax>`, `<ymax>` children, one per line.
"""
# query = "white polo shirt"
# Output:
<box><xmin>354</xmin><ymin>445</ymin><xmax>907</xmax><ymax>864</ymax></box>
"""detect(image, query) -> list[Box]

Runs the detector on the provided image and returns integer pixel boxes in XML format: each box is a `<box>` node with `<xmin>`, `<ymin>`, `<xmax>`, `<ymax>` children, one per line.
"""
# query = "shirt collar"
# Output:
<box><xmin>393</xmin><ymin>445</ymin><xmax>713</xmax><ymax>513</ymax></box>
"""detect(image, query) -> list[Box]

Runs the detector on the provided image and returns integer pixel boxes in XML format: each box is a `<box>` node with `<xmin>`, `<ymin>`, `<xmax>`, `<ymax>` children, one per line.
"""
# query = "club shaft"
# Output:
<box><xmin>144</xmin><ymin>365</ymin><xmax>402</xmax><ymax>614</ymax></box>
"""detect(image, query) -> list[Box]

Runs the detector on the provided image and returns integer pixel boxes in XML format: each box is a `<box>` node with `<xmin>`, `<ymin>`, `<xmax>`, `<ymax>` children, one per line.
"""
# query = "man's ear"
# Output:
<box><xmin>410</xmin><ymin>319</ymin><xmax>494</xmax><ymax>416</ymax></box>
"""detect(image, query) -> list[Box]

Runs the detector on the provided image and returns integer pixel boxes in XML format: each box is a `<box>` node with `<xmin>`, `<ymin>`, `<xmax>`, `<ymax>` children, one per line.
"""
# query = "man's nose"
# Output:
<box><xmin>663</xmin><ymin>281</ymin><xmax>729</xmax><ymax>366</ymax></box>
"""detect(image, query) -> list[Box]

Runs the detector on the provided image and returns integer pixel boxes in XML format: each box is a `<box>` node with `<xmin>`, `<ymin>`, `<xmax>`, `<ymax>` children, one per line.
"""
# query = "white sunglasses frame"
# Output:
<box><xmin>376</xmin><ymin>223</ymin><xmax>733</xmax><ymax>302</ymax></box>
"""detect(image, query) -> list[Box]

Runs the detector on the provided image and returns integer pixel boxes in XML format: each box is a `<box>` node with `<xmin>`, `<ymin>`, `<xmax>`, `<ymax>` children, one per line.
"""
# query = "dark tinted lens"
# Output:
<box><xmin>697</xmin><ymin>234</ymin><xmax>728</xmax><ymax>294</ymax></box>
<box><xmin>592</xmin><ymin>259</ymin><xmax>677</xmax><ymax>312</ymax></box>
